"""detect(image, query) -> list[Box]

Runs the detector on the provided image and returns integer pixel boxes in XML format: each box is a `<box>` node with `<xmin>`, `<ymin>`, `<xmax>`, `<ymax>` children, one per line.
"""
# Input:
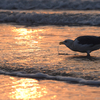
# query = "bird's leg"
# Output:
<box><xmin>87</xmin><ymin>51</ymin><xmax>90</xmax><ymax>57</ymax></box>
<box><xmin>87</xmin><ymin>53</ymin><xmax>90</xmax><ymax>57</ymax></box>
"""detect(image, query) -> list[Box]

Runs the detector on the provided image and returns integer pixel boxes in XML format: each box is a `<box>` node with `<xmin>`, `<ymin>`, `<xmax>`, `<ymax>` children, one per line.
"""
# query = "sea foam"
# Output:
<box><xmin>0</xmin><ymin>11</ymin><xmax>100</xmax><ymax>26</ymax></box>
<box><xmin>0</xmin><ymin>70</ymin><xmax>100</xmax><ymax>86</ymax></box>
<box><xmin>0</xmin><ymin>0</ymin><xmax>100</xmax><ymax>10</ymax></box>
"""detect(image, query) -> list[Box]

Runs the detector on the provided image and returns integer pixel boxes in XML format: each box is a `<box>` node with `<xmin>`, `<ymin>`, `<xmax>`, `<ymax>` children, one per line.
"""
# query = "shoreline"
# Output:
<box><xmin>0</xmin><ymin>75</ymin><xmax>100</xmax><ymax>100</ymax></box>
<box><xmin>0</xmin><ymin>70</ymin><xmax>100</xmax><ymax>87</ymax></box>
<box><xmin>0</xmin><ymin>23</ymin><xmax>100</xmax><ymax>99</ymax></box>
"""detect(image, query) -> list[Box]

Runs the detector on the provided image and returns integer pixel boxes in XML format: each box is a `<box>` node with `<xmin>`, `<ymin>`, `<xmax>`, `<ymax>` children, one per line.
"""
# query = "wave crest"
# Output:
<box><xmin>0</xmin><ymin>0</ymin><xmax>100</xmax><ymax>10</ymax></box>
<box><xmin>0</xmin><ymin>70</ymin><xmax>100</xmax><ymax>86</ymax></box>
<box><xmin>0</xmin><ymin>11</ymin><xmax>100</xmax><ymax>26</ymax></box>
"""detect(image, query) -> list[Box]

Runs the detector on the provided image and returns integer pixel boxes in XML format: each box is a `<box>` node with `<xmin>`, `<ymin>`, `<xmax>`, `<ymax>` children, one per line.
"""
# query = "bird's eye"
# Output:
<box><xmin>64</xmin><ymin>40</ymin><xmax>68</xmax><ymax>42</ymax></box>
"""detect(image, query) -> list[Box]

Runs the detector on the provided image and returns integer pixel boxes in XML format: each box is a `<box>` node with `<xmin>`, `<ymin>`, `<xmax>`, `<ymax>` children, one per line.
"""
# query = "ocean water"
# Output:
<box><xmin>0</xmin><ymin>0</ymin><xmax>100</xmax><ymax>100</ymax></box>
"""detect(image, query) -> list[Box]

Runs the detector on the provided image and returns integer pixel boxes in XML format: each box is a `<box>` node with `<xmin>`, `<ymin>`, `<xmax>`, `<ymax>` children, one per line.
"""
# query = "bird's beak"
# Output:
<box><xmin>59</xmin><ymin>41</ymin><xmax>64</xmax><ymax>45</ymax></box>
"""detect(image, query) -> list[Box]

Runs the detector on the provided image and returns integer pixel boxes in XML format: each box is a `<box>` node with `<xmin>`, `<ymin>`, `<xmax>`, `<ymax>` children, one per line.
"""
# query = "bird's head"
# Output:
<box><xmin>59</xmin><ymin>39</ymin><xmax>74</xmax><ymax>48</ymax></box>
<box><xmin>59</xmin><ymin>39</ymin><xmax>72</xmax><ymax>45</ymax></box>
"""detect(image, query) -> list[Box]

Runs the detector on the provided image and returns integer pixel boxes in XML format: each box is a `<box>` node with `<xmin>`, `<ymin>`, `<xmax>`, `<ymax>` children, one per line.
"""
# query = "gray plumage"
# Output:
<box><xmin>59</xmin><ymin>36</ymin><xmax>100</xmax><ymax>56</ymax></box>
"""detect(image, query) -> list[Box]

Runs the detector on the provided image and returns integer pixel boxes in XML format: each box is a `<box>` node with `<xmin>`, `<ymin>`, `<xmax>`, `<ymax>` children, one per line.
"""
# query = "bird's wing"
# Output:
<box><xmin>76</xmin><ymin>36</ymin><xmax>100</xmax><ymax>46</ymax></box>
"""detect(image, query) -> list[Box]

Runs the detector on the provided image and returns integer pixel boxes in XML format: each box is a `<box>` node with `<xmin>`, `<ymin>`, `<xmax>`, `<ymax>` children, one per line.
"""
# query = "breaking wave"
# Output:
<box><xmin>0</xmin><ymin>0</ymin><xmax>100</xmax><ymax>10</ymax></box>
<box><xmin>0</xmin><ymin>70</ymin><xmax>100</xmax><ymax>86</ymax></box>
<box><xmin>0</xmin><ymin>11</ymin><xmax>100</xmax><ymax>26</ymax></box>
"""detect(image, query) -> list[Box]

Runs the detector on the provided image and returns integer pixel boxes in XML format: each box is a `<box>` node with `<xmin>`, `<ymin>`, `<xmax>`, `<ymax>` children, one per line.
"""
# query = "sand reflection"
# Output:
<box><xmin>10</xmin><ymin>78</ymin><xmax>47</xmax><ymax>99</ymax></box>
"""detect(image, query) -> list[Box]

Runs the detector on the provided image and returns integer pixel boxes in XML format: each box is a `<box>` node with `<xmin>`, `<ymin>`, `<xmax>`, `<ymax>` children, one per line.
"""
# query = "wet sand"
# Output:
<box><xmin>0</xmin><ymin>24</ymin><xmax>100</xmax><ymax>80</ymax></box>
<box><xmin>0</xmin><ymin>75</ymin><xmax>100</xmax><ymax>100</ymax></box>
<box><xmin>0</xmin><ymin>24</ymin><xmax>100</xmax><ymax>99</ymax></box>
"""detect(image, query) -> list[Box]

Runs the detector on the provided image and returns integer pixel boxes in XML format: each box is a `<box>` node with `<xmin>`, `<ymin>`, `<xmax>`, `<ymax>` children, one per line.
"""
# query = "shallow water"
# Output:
<box><xmin>0</xmin><ymin>24</ymin><xmax>100</xmax><ymax>81</ymax></box>
<box><xmin>0</xmin><ymin>75</ymin><xmax>100</xmax><ymax>100</ymax></box>
<box><xmin>0</xmin><ymin>22</ymin><xmax>100</xmax><ymax>99</ymax></box>
<box><xmin>0</xmin><ymin>0</ymin><xmax>100</xmax><ymax>99</ymax></box>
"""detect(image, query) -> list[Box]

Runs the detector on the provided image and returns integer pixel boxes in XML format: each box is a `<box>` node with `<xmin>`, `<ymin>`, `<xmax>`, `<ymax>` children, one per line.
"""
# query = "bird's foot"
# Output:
<box><xmin>86</xmin><ymin>53</ymin><xmax>91</xmax><ymax>58</ymax></box>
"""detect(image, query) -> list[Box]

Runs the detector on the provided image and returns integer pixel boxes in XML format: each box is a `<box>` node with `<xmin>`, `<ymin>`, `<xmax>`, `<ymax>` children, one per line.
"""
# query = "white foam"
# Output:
<box><xmin>0</xmin><ymin>0</ymin><xmax>100</xmax><ymax>10</ymax></box>
<box><xmin>0</xmin><ymin>70</ymin><xmax>100</xmax><ymax>86</ymax></box>
<box><xmin>0</xmin><ymin>11</ymin><xmax>100</xmax><ymax>26</ymax></box>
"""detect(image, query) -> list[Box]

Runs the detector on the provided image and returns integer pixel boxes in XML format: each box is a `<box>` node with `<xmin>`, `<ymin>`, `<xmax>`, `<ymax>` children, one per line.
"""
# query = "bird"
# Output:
<box><xmin>59</xmin><ymin>36</ymin><xmax>100</xmax><ymax>57</ymax></box>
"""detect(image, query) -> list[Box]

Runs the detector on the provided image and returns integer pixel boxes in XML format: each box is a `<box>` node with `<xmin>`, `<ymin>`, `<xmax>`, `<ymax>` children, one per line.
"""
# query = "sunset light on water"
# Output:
<box><xmin>10</xmin><ymin>78</ymin><xmax>47</xmax><ymax>99</ymax></box>
<box><xmin>0</xmin><ymin>75</ymin><xmax>99</xmax><ymax>100</ymax></box>
<box><xmin>0</xmin><ymin>0</ymin><xmax>100</xmax><ymax>99</ymax></box>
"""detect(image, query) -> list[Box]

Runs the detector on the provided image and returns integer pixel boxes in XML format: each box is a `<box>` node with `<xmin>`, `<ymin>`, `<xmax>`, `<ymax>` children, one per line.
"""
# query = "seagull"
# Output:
<box><xmin>59</xmin><ymin>36</ymin><xmax>100</xmax><ymax>57</ymax></box>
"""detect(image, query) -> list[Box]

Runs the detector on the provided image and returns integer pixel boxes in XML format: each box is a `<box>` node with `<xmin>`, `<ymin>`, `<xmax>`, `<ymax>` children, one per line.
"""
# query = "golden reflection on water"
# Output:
<box><xmin>11</xmin><ymin>27</ymin><xmax>46</xmax><ymax>55</ymax></box>
<box><xmin>10</xmin><ymin>78</ymin><xmax>47</xmax><ymax>100</ymax></box>
<box><xmin>12</xmin><ymin>27</ymin><xmax>44</xmax><ymax>47</ymax></box>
